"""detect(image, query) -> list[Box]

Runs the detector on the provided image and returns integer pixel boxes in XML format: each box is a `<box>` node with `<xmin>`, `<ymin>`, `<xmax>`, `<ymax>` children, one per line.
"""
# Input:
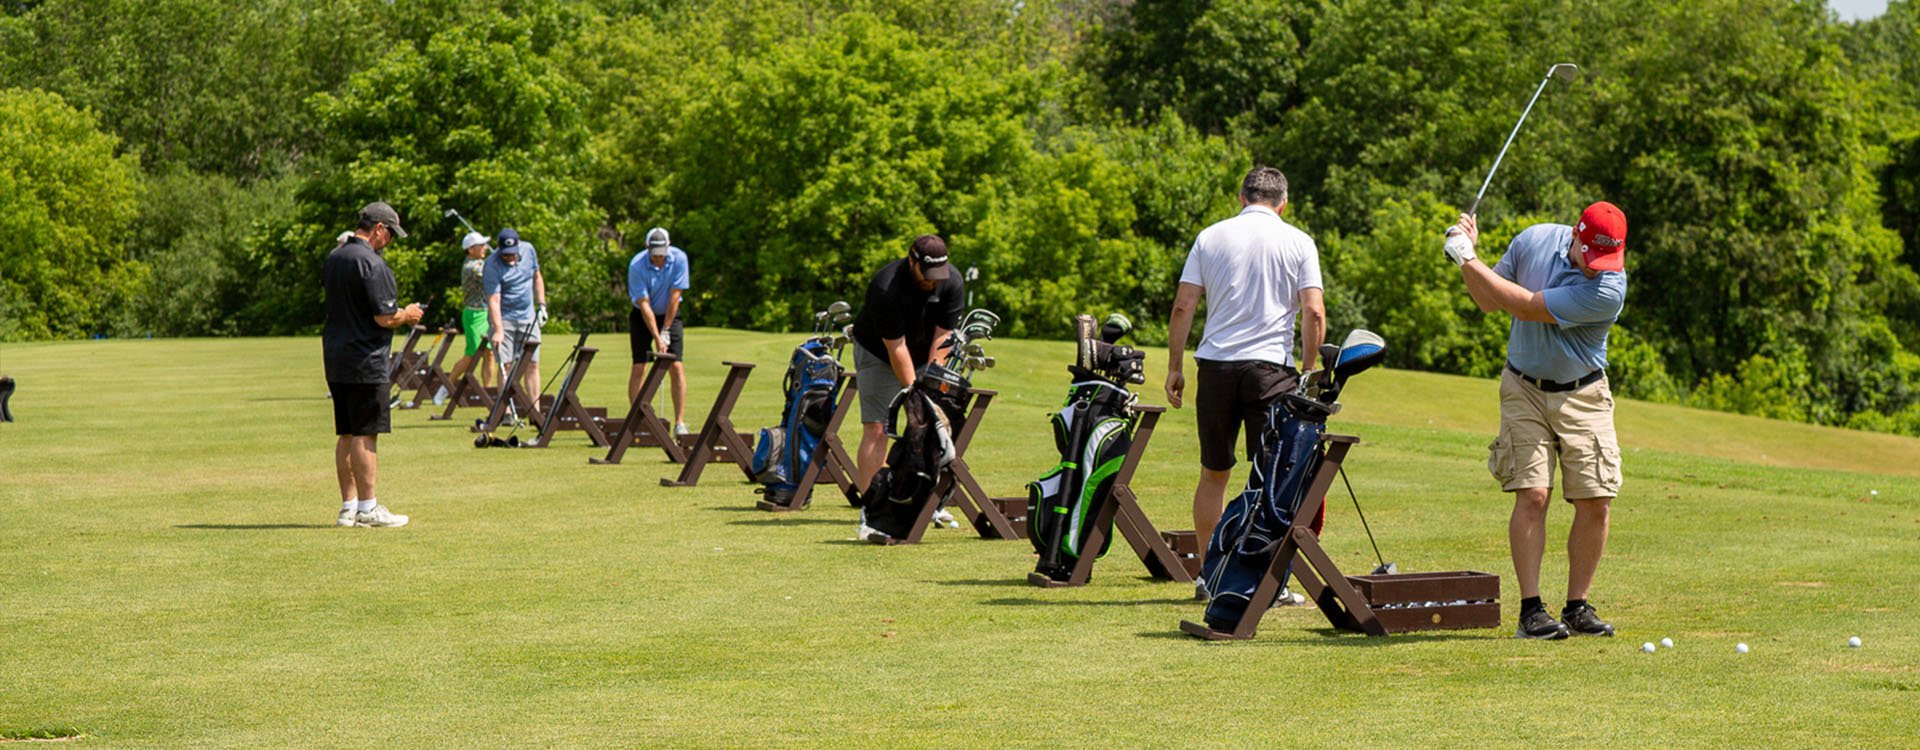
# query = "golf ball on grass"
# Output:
<box><xmin>1736</xmin><ymin>643</ymin><xmax>1750</xmax><ymax>654</ymax></box>
<box><xmin>1661</xmin><ymin>638</ymin><xmax>1674</xmax><ymax>649</ymax></box>
<box><xmin>1849</xmin><ymin>636</ymin><xmax>1861</xmax><ymax>648</ymax></box>
<box><xmin>1641</xmin><ymin>642</ymin><xmax>1656</xmax><ymax>653</ymax></box>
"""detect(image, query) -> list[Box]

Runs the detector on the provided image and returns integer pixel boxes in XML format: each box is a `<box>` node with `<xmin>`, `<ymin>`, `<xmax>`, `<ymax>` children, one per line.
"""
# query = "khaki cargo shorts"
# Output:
<box><xmin>1487</xmin><ymin>368</ymin><xmax>1622</xmax><ymax>501</ymax></box>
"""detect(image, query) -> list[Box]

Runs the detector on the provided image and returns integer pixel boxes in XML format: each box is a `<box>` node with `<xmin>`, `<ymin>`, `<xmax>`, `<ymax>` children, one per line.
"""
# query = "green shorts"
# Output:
<box><xmin>462</xmin><ymin>308</ymin><xmax>490</xmax><ymax>356</ymax></box>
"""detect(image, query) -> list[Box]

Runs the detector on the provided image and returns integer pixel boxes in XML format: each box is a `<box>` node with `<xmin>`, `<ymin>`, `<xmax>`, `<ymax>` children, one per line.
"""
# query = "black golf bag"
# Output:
<box><xmin>751</xmin><ymin>338</ymin><xmax>843</xmax><ymax>507</ymax></box>
<box><xmin>857</xmin><ymin>363</ymin><xmax>971</xmax><ymax>539</ymax></box>
<box><xmin>1027</xmin><ymin>313</ymin><xmax>1148</xmax><ymax>581</ymax></box>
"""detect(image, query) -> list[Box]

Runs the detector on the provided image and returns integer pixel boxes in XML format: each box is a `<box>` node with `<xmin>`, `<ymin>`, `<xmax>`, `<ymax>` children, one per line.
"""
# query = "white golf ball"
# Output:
<box><xmin>1848</xmin><ymin>636</ymin><xmax>1861</xmax><ymax>648</ymax></box>
<box><xmin>1736</xmin><ymin>643</ymin><xmax>1750</xmax><ymax>654</ymax></box>
<box><xmin>1661</xmin><ymin>637</ymin><xmax>1674</xmax><ymax>649</ymax></box>
<box><xmin>1869</xmin><ymin>490</ymin><xmax>1878</xmax><ymax>497</ymax></box>
<box><xmin>1641</xmin><ymin>642</ymin><xmax>1656</xmax><ymax>653</ymax></box>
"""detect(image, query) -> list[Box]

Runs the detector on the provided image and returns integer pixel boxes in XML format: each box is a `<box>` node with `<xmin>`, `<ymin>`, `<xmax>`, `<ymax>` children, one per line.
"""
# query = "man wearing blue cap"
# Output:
<box><xmin>627</xmin><ymin>227</ymin><xmax>692</xmax><ymax>436</ymax></box>
<box><xmin>484</xmin><ymin>227</ymin><xmax>548</xmax><ymax>401</ymax></box>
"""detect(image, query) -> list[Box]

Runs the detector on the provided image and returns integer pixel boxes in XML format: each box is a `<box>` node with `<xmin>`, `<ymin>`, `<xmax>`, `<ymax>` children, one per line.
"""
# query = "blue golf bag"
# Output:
<box><xmin>751</xmin><ymin>338</ymin><xmax>843</xmax><ymax>507</ymax></box>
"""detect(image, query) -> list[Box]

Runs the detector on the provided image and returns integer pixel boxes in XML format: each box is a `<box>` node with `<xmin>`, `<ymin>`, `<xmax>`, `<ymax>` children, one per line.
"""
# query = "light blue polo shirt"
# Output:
<box><xmin>1492</xmin><ymin>223</ymin><xmax>1627</xmax><ymax>383</ymax></box>
<box><xmin>627</xmin><ymin>246</ymin><xmax>690</xmax><ymax>315</ymax></box>
<box><xmin>482</xmin><ymin>243</ymin><xmax>540</xmax><ymax>322</ymax></box>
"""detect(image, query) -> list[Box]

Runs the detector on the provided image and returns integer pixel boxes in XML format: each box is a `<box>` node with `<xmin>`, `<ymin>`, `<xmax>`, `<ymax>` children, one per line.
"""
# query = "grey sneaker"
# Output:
<box><xmin>673</xmin><ymin>422</ymin><xmax>692</xmax><ymax>438</ymax></box>
<box><xmin>337</xmin><ymin>508</ymin><xmax>363</xmax><ymax>527</ymax></box>
<box><xmin>857</xmin><ymin>522</ymin><xmax>891</xmax><ymax>544</ymax></box>
<box><xmin>355</xmin><ymin>504</ymin><xmax>409</xmax><ymax>528</ymax></box>
<box><xmin>931</xmin><ymin>508</ymin><xmax>958</xmax><ymax>528</ymax></box>
<box><xmin>1274</xmin><ymin>586</ymin><xmax>1307</xmax><ymax>607</ymax></box>
<box><xmin>432</xmin><ymin>385</ymin><xmax>450</xmax><ymax>405</ymax></box>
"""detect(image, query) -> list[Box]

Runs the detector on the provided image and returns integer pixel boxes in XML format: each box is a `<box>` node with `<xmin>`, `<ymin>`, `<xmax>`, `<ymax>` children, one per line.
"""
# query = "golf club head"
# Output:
<box><xmin>505</xmin><ymin>435</ymin><xmax>521</xmax><ymax>448</ymax></box>
<box><xmin>981</xmin><ymin>356</ymin><xmax>996</xmax><ymax>369</ymax></box>
<box><xmin>1372</xmin><ymin>562</ymin><xmax>1399</xmax><ymax>575</ymax></box>
<box><xmin>1318</xmin><ymin>343</ymin><xmax>1341</xmax><ymax>370</ymax></box>
<box><xmin>963</xmin><ymin>342</ymin><xmax>985</xmax><ymax>358</ymax></box>
<box><xmin>474</xmin><ymin>434</ymin><xmax>490</xmax><ymax>448</ymax></box>
<box><xmin>443</xmin><ymin>209</ymin><xmax>457</xmax><ymax>218</ymax></box>
<box><xmin>826</xmin><ymin>300</ymin><xmax>852</xmax><ymax>316</ymax></box>
<box><xmin>1332</xmin><ymin>329</ymin><xmax>1387</xmax><ymax>384</ymax></box>
<box><xmin>832</xmin><ymin>311</ymin><xmax>853</xmax><ymax>325</ymax></box>
<box><xmin>1099</xmin><ymin>313</ymin><xmax>1132</xmax><ymax>344</ymax></box>
<box><xmin>1549</xmin><ymin>62</ymin><xmax>1580</xmax><ymax>82</ymax></box>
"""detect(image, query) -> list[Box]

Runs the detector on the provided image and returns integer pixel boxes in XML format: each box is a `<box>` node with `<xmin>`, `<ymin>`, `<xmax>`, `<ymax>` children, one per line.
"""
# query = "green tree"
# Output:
<box><xmin>0</xmin><ymin>88</ymin><xmax>144</xmax><ymax>340</ymax></box>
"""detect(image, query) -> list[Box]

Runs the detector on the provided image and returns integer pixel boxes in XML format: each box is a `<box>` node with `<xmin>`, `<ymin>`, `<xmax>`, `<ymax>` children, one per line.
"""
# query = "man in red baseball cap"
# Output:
<box><xmin>1444</xmin><ymin>201</ymin><xmax>1628</xmax><ymax>640</ymax></box>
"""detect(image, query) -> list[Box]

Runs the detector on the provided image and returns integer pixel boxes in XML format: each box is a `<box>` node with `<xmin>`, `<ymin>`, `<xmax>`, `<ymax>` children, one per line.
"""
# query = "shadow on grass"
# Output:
<box><xmin>932</xmin><ymin>578</ymin><xmax>1029</xmax><ymax>588</ymax></box>
<box><xmin>728</xmin><ymin>517</ymin><xmax>846</xmax><ymax>527</ymax></box>
<box><xmin>175</xmin><ymin>523</ymin><xmax>333</xmax><ymax>530</ymax></box>
<box><xmin>1129</xmin><ymin>626</ymin><xmax>1493</xmax><ymax>645</ymax></box>
<box><xmin>248</xmin><ymin>396</ymin><xmax>326</xmax><ymax>402</ymax></box>
<box><xmin>703</xmin><ymin>506</ymin><xmax>767</xmax><ymax>513</ymax></box>
<box><xmin>986</xmin><ymin>596</ymin><xmax>1197</xmax><ymax>607</ymax></box>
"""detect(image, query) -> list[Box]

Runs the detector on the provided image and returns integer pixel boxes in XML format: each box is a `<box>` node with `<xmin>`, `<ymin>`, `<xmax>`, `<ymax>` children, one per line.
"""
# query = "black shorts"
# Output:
<box><xmin>1195</xmin><ymin>358</ymin><xmax>1299</xmax><ymax>471</ymax></box>
<box><xmin>329</xmin><ymin>381</ymin><xmax>391</xmax><ymax>437</ymax></box>
<box><xmin>629</xmin><ymin>310</ymin><xmax>685</xmax><ymax>364</ymax></box>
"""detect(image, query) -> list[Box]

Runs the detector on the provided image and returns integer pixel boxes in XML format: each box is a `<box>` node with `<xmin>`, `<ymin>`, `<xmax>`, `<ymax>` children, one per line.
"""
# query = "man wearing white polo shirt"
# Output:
<box><xmin>1165</xmin><ymin>166</ymin><xmax>1326</xmax><ymax>599</ymax></box>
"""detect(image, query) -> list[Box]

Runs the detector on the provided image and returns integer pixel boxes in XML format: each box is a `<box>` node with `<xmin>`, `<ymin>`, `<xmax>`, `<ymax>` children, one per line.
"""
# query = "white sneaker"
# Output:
<box><xmin>1273</xmin><ymin>586</ymin><xmax>1307</xmax><ymax>607</ymax></box>
<box><xmin>337</xmin><ymin>508</ymin><xmax>363</xmax><ymax>527</ymax></box>
<box><xmin>355</xmin><ymin>504</ymin><xmax>409</xmax><ymax>528</ymax></box>
<box><xmin>674</xmin><ymin>422</ymin><xmax>692</xmax><ymax>438</ymax></box>
<box><xmin>1194</xmin><ymin>578</ymin><xmax>1210</xmax><ymax>602</ymax></box>
<box><xmin>857</xmin><ymin>523</ymin><xmax>890</xmax><ymax>544</ymax></box>
<box><xmin>433</xmin><ymin>385</ymin><xmax>449</xmax><ymax>405</ymax></box>
<box><xmin>931</xmin><ymin>508</ymin><xmax>958</xmax><ymax>528</ymax></box>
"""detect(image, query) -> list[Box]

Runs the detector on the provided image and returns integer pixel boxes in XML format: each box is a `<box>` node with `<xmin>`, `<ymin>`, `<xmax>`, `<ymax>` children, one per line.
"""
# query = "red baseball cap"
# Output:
<box><xmin>1576</xmin><ymin>201</ymin><xmax>1627</xmax><ymax>272</ymax></box>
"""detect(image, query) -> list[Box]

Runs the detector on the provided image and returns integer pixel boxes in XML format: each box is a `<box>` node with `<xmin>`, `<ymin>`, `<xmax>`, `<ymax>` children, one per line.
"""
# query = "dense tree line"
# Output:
<box><xmin>4</xmin><ymin>0</ymin><xmax>1918</xmax><ymax>435</ymax></box>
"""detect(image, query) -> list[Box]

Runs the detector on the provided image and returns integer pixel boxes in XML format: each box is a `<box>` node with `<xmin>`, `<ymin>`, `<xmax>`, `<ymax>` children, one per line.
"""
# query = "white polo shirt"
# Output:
<box><xmin>1178</xmin><ymin>204</ymin><xmax>1322</xmax><ymax>366</ymax></box>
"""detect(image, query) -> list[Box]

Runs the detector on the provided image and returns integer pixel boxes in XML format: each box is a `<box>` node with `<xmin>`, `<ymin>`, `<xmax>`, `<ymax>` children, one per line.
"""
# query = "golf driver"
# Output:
<box><xmin>444</xmin><ymin>208</ymin><xmax>479</xmax><ymax>236</ymax></box>
<box><xmin>1445</xmin><ymin>63</ymin><xmax>1580</xmax><ymax>255</ymax></box>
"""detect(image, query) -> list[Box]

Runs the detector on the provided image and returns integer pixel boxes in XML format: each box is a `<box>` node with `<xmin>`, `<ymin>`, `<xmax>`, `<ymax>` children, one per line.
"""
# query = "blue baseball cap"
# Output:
<box><xmin>496</xmin><ymin>228</ymin><xmax>521</xmax><ymax>253</ymax></box>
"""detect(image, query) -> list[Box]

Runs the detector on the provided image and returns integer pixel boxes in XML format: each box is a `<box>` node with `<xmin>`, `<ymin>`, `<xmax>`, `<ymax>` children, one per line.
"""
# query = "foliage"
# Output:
<box><xmin>0</xmin><ymin>88</ymin><xmax>144</xmax><ymax>340</ymax></box>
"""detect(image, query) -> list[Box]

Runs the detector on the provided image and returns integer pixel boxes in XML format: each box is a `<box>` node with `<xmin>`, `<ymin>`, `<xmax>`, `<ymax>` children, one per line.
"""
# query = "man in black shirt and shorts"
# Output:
<box><xmin>848</xmin><ymin>235</ymin><xmax>964</xmax><ymax>494</ymax></box>
<box><xmin>323</xmin><ymin>201</ymin><xmax>424</xmax><ymax>528</ymax></box>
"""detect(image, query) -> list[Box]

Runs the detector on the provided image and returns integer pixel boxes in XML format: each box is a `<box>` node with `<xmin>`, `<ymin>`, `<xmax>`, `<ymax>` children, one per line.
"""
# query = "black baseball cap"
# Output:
<box><xmin>359</xmin><ymin>202</ymin><xmax>407</xmax><ymax>238</ymax></box>
<box><xmin>909</xmin><ymin>235</ymin><xmax>950</xmax><ymax>280</ymax></box>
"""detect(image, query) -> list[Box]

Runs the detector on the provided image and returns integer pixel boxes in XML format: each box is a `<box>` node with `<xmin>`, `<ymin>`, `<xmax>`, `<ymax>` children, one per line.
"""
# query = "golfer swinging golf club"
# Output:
<box><xmin>447</xmin><ymin>232</ymin><xmax>497</xmax><ymax>396</ymax></box>
<box><xmin>1166</xmin><ymin>166</ymin><xmax>1325</xmax><ymax>604</ymax></box>
<box><xmin>322</xmin><ymin>201</ymin><xmax>423</xmax><ymax>528</ymax></box>
<box><xmin>1446</xmin><ymin>202</ymin><xmax>1628</xmax><ymax>639</ymax></box>
<box><xmin>485</xmin><ymin>228</ymin><xmax>548</xmax><ymax>409</ymax></box>
<box><xmin>627</xmin><ymin>227</ymin><xmax>692</xmax><ymax>437</ymax></box>
<box><xmin>850</xmin><ymin>235</ymin><xmax>964</xmax><ymax>500</ymax></box>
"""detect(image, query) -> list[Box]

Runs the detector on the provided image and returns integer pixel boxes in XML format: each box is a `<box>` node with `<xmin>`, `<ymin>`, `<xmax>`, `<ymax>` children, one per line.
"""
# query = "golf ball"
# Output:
<box><xmin>1661</xmin><ymin>637</ymin><xmax>1674</xmax><ymax>649</ymax></box>
<box><xmin>1736</xmin><ymin>643</ymin><xmax>1750</xmax><ymax>654</ymax></box>
<box><xmin>1849</xmin><ymin>636</ymin><xmax>1861</xmax><ymax>648</ymax></box>
<box><xmin>1869</xmin><ymin>490</ymin><xmax>1878</xmax><ymax>497</ymax></box>
<box><xmin>1641</xmin><ymin>642</ymin><xmax>1656</xmax><ymax>653</ymax></box>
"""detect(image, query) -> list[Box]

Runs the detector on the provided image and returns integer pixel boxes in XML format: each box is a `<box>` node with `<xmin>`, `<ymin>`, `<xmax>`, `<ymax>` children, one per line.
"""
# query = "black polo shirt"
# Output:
<box><xmin>851</xmin><ymin>257</ymin><xmax>965</xmax><ymax>367</ymax></box>
<box><xmin>322</xmin><ymin>236</ymin><xmax>401</xmax><ymax>383</ymax></box>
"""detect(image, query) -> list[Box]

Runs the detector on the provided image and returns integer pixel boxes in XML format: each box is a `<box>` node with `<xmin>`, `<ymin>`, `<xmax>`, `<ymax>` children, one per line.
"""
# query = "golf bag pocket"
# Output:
<box><xmin>751</xmin><ymin>427</ymin><xmax>787</xmax><ymax>485</ymax></box>
<box><xmin>1025</xmin><ymin>467</ymin><xmax>1069</xmax><ymax>557</ymax></box>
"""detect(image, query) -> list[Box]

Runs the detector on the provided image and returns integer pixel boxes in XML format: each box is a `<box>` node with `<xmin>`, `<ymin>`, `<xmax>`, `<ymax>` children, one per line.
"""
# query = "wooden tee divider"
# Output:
<box><xmin>870</xmin><ymin>386</ymin><xmax>1024</xmax><ymax>545</ymax></box>
<box><xmin>754</xmin><ymin>372</ymin><xmax>859</xmax><ymax>510</ymax></box>
<box><xmin>1023</xmin><ymin>405</ymin><xmax>1197</xmax><ymax>587</ymax></box>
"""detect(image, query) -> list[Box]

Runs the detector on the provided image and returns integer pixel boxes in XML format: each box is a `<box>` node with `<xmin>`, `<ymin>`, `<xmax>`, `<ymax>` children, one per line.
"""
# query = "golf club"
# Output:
<box><xmin>1466</xmin><ymin>62</ymin><xmax>1581</xmax><ymax>217</ymax></box>
<box><xmin>445</xmin><ymin>208</ymin><xmax>479</xmax><ymax>236</ymax></box>
<box><xmin>1339</xmin><ymin>465</ymin><xmax>1395</xmax><ymax>575</ymax></box>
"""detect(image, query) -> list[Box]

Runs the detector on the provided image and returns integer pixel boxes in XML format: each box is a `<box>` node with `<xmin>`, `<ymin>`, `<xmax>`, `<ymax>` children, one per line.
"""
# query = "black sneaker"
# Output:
<box><xmin>1561</xmin><ymin>602</ymin><xmax>1615</xmax><ymax>636</ymax></box>
<box><xmin>1518</xmin><ymin>608</ymin><xmax>1571</xmax><ymax>640</ymax></box>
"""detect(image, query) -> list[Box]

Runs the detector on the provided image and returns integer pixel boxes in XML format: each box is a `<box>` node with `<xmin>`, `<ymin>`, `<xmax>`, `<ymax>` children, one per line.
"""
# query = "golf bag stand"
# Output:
<box><xmin>591</xmin><ymin>352</ymin><xmax>687</xmax><ymax>465</ymax></box>
<box><xmin>1026</xmin><ymin>405</ymin><xmax>1193</xmax><ymax>587</ymax></box>
<box><xmin>527</xmin><ymin>338</ymin><xmax>611</xmax><ymax>449</ymax></box>
<box><xmin>401</xmin><ymin>328</ymin><xmax>459</xmax><ymax>409</ymax></box>
<box><xmin>386</xmin><ymin>325</ymin><xmax>427</xmax><ymax>383</ymax></box>
<box><xmin>1178</xmin><ymin>434</ymin><xmax>1387</xmax><ymax>640</ymax></box>
<box><xmin>755</xmin><ymin>371</ymin><xmax>856</xmax><ymax>511</ymax></box>
<box><xmin>662</xmin><ymin>361</ymin><xmax>761</xmax><ymax>487</ymax></box>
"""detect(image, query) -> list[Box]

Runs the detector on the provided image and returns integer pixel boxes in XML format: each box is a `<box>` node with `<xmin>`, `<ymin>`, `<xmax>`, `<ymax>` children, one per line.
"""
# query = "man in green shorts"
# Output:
<box><xmin>448</xmin><ymin>232</ymin><xmax>496</xmax><ymax>392</ymax></box>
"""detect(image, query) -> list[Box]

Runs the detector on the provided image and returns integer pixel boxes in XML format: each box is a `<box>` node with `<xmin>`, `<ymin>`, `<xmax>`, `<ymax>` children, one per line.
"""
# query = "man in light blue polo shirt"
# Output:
<box><xmin>627</xmin><ymin>227</ymin><xmax>691</xmax><ymax>436</ymax></box>
<box><xmin>1447</xmin><ymin>201</ymin><xmax>1628</xmax><ymax>641</ymax></box>
<box><xmin>484</xmin><ymin>227</ymin><xmax>548</xmax><ymax>401</ymax></box>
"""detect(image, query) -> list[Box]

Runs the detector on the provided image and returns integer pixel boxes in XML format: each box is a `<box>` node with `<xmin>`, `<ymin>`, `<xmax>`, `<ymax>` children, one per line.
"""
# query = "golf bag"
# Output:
<box><xmin>751</xmin><ymin>338</ymin><xmax>844</xmax><ymax>506</ymax></box>
<box><xmin>1027</xmin><ymin>377</ymin><xmax>1135</xmax><ymax>581</ymax></box>
<box><xmin>857</xmin><ymin>363</ymin><xmax>971</xmax><ymax>539</ymax></box>
<box><xmin>1198</xmin><ymin>394</ymin><xmax>1332</xmax><ymax>630</ymax></box>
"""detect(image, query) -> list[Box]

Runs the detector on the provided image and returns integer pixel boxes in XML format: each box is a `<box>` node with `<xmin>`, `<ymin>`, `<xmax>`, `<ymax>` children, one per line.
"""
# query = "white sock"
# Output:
<box><xmin>358</xmin><ymin>498</ymin><xmax>378</xmax><ymax>513</ymax></box>
<box><xmin>342</xmin><ymin>500</ymin><xmax>357</xmax><ymax>513</ymax></box>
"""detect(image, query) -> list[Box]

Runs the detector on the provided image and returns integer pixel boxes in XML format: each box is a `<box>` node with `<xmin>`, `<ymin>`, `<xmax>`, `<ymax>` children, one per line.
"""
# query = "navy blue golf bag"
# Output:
<box><xmin>751</xmin><ymin>339</ymin><xmax>843</xmax><ymax>507</ymax></box>
<box><xmin>1198</xmin><ymin>394</ymin><xmax>1333</xmax><ymax>630</ymax></box>
<box><xmin>858</xmin><ymin>364</ymin><xmax>971</xmax><ymax>540</ymax></box>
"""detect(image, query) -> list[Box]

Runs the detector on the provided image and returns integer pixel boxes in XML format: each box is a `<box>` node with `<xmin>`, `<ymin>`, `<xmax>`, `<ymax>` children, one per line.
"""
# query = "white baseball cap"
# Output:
<box><xmin>461</xmin><ymin>231</ymin><xmax>488</xmax><ymax>250</ymax></box>
<box><xmin>646</xmin><ymin>227</ymin><xmax>671</xmax><ymax>257</ymax></box>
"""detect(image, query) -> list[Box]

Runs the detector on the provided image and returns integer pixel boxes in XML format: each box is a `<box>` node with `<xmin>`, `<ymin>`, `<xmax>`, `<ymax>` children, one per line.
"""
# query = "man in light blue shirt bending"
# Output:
<box><xmin>628</xmin><ymin>227</ymin><xmax>691</xmax><ymax>436</ymax></box>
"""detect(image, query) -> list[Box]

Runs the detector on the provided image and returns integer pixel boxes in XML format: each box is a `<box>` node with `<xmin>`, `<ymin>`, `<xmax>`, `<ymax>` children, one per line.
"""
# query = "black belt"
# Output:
<box><xmin>1507</xmin><ymin>362</ymin><xmax>1604</xmax><ymax>393</ymax></box>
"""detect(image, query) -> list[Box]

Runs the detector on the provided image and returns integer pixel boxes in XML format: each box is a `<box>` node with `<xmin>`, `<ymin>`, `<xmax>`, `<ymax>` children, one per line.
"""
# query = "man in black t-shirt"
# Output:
<box><xmin>323</xmin><ymin>201</ymin><xmax>424</xmax><ymax>528</ymax></box>
<box><xmin>848</xmin><ymin>235</ymin><xmax>964</xmax><ymax>491</ymax></box>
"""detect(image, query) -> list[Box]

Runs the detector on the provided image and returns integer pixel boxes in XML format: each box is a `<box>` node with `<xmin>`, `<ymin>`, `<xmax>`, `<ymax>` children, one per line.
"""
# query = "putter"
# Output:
<box><xmin>1466</xmin><ymin>63</ymin><xmax>1581</xmax><ymax>217</ymax></box>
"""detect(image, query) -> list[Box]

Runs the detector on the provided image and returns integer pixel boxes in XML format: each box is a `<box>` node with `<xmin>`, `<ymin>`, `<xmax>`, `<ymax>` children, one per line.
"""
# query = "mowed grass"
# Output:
<box><xmin>2</xmin><ymin>331</ymin><xmax>1917</xmax><ymax>748</ymax></box>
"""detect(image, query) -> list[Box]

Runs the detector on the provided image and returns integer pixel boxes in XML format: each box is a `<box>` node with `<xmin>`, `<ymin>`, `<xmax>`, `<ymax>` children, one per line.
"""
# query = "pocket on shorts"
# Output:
<box><xmin>1487</xmin><ymin>435</ymin><xmax>1513</xmax><ymax>485</ymax></box>
<box><xmin>1564</xmin><ymin>432</ymin><xmax>1623</xmax><ymax>498</ymax></box>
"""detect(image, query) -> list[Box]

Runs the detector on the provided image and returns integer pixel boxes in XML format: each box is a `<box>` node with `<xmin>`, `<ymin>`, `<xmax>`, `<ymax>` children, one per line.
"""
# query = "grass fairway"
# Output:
<box><xmin>3</xmin><ymin>331</ymin><xmax>1917</xmax><ymax>748</ymax></box>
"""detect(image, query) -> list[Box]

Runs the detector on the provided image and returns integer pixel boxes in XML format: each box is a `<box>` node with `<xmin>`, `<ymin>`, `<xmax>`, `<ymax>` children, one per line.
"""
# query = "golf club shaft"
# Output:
<box><xmin>1338</xmin><ymin>465</ymin><xmax>1387</xmax><ymax>568</ymax></box>
<box><xmin>1469</xmin><ymin>70</ymin><xmax>1561</xmax><ymax>216</ymax></box>
<box><xmin>447</xmin><ymin>209</ymin><xmax>479</xmax><ymax>236</ymax></box>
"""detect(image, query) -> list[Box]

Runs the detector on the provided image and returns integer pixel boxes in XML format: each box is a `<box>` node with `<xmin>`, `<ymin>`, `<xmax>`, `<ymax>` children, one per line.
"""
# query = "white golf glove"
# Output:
<box><xmin>536</xmin><ymin>304</ymin><xmax>549</xmax><ymax>327</ymax></box>
<box><xmin>1443</xmin><ymin>228</ymin><xmax>1477</xmax><ymax>266</ymax></box>
<box><xmin>659</xmin><ymin>330</ymin><xmax>671</xmax><ymax>350</ymax></box>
